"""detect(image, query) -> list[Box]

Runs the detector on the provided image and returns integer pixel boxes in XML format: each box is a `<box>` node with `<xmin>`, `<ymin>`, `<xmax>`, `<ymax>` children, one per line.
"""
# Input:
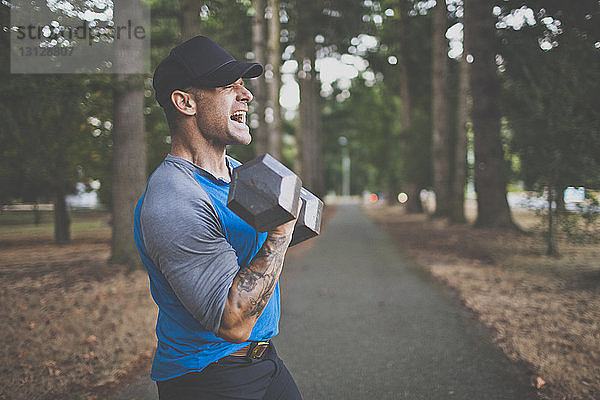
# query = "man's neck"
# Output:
<box><xmin>170</xmin><ymin>131</ymin><xmax>231</xmax><ymax>181</ymax></box>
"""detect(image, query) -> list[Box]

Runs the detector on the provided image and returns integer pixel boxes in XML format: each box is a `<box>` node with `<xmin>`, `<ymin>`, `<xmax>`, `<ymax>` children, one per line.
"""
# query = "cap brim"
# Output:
<box><xmin>195</xmin><ymin>61</ymin><xmax>264</xmax><ymax>87</ymax></box>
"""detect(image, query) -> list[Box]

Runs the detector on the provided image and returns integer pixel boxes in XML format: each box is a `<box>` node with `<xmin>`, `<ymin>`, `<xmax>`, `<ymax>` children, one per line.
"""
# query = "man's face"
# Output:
<box><xmin>193</xmin><ymin>78</ymin><xmax>254</xmax><ymax>146</ymax></box>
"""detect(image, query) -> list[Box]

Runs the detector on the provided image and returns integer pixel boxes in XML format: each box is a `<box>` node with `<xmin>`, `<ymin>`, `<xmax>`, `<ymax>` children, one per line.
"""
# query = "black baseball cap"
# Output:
<box><xmin>153</xmin><ymin>35</ymin><xmax>263</xmax><ymax>108</ymax></box>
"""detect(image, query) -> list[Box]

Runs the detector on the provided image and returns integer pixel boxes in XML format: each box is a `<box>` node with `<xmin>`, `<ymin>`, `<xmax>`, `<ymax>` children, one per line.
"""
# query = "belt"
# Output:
<box><xmin>229</xmin><ymin>341</ymin><xmax>270</xmax><ymax>359</ymax></box>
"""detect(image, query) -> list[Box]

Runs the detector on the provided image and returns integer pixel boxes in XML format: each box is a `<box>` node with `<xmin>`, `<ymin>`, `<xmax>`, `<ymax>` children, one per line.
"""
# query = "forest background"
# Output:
<box><xmin>0</xmin><ymin>1</ymin><xmax>599</xmax><ymax>399</ymax></box>
<box><xmin>1</xmin><ymin>0</ymin><xmax>599</xmax><ymax>258</ymax></box>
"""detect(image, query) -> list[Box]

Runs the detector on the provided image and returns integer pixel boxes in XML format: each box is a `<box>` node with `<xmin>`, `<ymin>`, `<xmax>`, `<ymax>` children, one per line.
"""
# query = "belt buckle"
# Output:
<box><xmin>248</xmin><ymin>341</ymin><xmax>269</xmax><ymax>358</ymax></box>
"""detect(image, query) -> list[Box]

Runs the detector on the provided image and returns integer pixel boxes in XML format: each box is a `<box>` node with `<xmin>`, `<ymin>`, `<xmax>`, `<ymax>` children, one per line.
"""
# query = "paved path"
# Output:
<box><xmin>110</xmin><ymin>204</ymin><xmax>536</xmax><ymax>400</ymax></box>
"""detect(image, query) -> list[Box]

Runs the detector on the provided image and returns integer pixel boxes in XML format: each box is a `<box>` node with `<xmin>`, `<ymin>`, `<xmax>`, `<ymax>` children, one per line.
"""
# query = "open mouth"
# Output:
<box><xmin>230</xmin><ymin>111</ymin><xmax>246</xmax><ymax>125</ymax></box>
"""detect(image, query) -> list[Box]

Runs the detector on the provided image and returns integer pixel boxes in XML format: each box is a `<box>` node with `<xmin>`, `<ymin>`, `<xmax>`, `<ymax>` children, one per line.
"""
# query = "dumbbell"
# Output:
<box><xmin>289</xmin><ymin>187</ymin><xmax>323</xmax><ymax>246</ymax></box>
<box><xmin>227</xmin><ymin>153</ymin><xmax>323</xmax><ymax>246</ymax></box>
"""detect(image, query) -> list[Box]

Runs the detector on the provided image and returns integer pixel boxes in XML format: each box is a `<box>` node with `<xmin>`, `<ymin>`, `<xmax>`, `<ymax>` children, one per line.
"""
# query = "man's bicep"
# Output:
<box><xmin>161</xmin><ymin>237</ymin><xmax>239</xmax><ymax>334</ymax></box>
<box><xmin>145</xmin><ymin>197</ymin><xmax>240</xmax><ymax>334</ymax></box>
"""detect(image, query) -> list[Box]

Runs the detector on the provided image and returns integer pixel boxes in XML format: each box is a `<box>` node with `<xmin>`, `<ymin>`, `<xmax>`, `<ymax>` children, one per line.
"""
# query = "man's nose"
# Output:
<box><xmin>238</xmin><ymin>85</ymin><xmax>253</xmax><ymax>103</ymax></box>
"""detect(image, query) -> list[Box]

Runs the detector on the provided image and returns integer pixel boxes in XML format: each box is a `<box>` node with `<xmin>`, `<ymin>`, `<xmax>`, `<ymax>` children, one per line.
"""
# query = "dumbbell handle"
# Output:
<box><xmin>289</xmin><ymin>187</ymin><xmax>323</xmax><ymax>247</ymax></box>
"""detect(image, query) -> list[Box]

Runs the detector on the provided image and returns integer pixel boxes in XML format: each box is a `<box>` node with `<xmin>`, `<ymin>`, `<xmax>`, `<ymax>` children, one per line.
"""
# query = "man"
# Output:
<box><xmin>133</xmin><ymin>36</ymin><xmax>302</xmax><ymax>400</ymax></box>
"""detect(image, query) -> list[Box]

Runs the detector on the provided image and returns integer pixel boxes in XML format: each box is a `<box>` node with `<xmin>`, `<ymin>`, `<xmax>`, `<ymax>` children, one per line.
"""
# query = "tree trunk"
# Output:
<box><xmin>405</xmin><ymin>184</ymin><xmax>424</xmax><ymax>213</ymax></box>
<box><xmin>450</xmin><ymin>54</ymin><xmax>469</xmax><ymax>223</ymax></box>
<box><xmin>312</xmin><ymin>73</ymin><xmax>324</xmax><ymax>196</ymax></box>
<box><xmin>399</xmin><ymin>3</ymin><xmax>423</xmax><ymax>214</ymax></box>
<box><xmin>111</xmin><ymin>2</ymin><xmax>147</xmax><ymax>267</ymax></box>
<box><xmin>296</xmin><ymin>38</ymin><xmax>323</xmax><ymax>196</ymax></box>
<box><xmin>385</xmin><ymin>174</ymin><xmax>400</xmax><ymax>206</ymax></box>
<box><xmin>266</xmin><ymin>0</ymin><xmax>282</xmax><ymax>159</ymax></box>
<box><xmin>54</xmin><ymin>183</ymin><xmax>70</xmax><ymax>244</ymax></box>
<box><xmin>33</xmin><ymin>201</ymin><xmax>41</xmax><ymax>225</ymax></box>
<box><xmin>555</xmin><ymin>184</ymin><xmax>567</xmax><ymax>212</ymax></box>
<box><xmin>180</xmin><ymin>0</ymin><xmax>202</xmax><ymax>40</ymax></box>
<box><xmin>53</xmin><ymin>145</ymin><xmax>71</xmax><ymax>243</ymax></box>
<box><xmin>431</xmin><ymin>0</ymin><xmax>452</xmax><ymax>217</ymax></box>
<box><xmin>464</xmin><ymin>0</ymin><xmax>514</xmax><ymax>228</ymax></box>
<box><xmin>252</xmin><ymin>0</ymin><xmax>268</xmax><ymax>156</ymax></box>
<box><xmin>399</xmin><ymin>54</ymin><xmax>411</xmax><ymax>143</ymax></box>
<box><xmin>112</xmin><ymin>76</ymin><xmax>146</xmax><ymax>266</ymax></box>
<box><xmin>546</xmin><ymin>186</ymin><xmax>559</xmax><ymax>257</ymax></box>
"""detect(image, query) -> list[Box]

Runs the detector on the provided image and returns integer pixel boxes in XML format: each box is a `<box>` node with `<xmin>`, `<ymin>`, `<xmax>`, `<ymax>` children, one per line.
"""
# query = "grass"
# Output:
<box><xmin>0</xmin><ymin>210</ymin><xmax>111</xmax><ymax>242</ymax></box>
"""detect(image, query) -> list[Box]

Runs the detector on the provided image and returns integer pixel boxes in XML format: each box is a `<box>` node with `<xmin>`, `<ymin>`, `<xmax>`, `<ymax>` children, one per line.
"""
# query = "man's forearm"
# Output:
<box><xmin>218</xmin><ymin>234</ymin><xmax>290</xmax><ymax>342</ymax></box>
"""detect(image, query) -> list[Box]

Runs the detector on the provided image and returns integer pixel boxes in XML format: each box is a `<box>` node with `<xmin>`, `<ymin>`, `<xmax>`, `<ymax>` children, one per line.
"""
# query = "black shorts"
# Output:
<box><xmin>157</xmin><ymin>343</ymin><xmax>302</xmax><ymax>400</ymax></box>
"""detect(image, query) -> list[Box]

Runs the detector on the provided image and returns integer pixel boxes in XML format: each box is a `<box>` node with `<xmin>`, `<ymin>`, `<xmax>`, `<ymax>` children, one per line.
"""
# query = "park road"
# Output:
<box><xmin>110</xmin><ymin>202</ymin><xmax>537</xmax><ymax>400</ymax></box>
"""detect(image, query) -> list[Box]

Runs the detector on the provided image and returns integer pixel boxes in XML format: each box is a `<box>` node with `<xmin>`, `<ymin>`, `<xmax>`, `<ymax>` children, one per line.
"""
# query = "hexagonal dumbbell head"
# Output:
<box><xmin>228</xmin><ymin>154</ymin><xmax>302</xmax><ymax>232</ymax></box>
<box><xmin>289</xmin><ymin>187</ymin><xmax>324</xmax><ymax>246</ymax></box>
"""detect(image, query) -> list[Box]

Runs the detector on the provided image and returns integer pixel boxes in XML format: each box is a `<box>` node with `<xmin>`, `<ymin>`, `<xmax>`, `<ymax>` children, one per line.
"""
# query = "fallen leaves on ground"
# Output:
<box><xmin>367</xmin><ymin>205</ymin><xmax>600</xmax><ymax>400</ymax></box>
<box><xmin>0</xmin><ymin>239</ymin><xmax>157</xmax><ymax>400</ymax></box>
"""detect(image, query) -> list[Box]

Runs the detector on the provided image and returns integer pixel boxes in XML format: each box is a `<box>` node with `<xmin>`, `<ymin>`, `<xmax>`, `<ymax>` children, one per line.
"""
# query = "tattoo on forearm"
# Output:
<box><xmin>255</xmin><ymin>236</ymin><xmax>288</xmax><ymax>259</ymax></box>
<box><xmin>246</xmin><ymin>275</ymin><xmax>278</xmax><ymax>317</ymax></box>
<box><xmin>235</xmin><ymin>236</ymin><xmax>288</xmax><ymax>317</ymax></box>
<box><xmin>237</xmin><ymin>269</ymin><xmax>263</xmax><ymax>292</ymax></box>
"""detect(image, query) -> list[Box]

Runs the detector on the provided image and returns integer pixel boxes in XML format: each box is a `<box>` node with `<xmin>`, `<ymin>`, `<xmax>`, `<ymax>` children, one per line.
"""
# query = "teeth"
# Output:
<box><xmin>231</xmin><ymin>111</ymin><xmax>246</xmax><ymax>124</ymax></box>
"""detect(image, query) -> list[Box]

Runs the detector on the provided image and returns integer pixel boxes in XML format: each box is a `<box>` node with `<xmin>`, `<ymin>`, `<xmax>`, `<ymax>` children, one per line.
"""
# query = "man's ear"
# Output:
<box><xmin>171</xmin><ymin>90</ymin><xmax>197</xmax><ymax>116</ymax></box>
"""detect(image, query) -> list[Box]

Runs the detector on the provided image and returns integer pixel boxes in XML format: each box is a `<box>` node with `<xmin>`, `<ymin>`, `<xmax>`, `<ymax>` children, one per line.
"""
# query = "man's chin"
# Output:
<box><xmin>235</xmin><ymin>129</ymin><xmax>252</xmax><ymax>145</ymax></box>
<box><xmin>227</xmin><ymin>133</ymin><xmax>252</xmax><ymax>147</ymax></box>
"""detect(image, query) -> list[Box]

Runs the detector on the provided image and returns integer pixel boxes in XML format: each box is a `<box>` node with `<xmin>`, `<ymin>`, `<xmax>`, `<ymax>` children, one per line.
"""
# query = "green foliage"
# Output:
<box><xmin>2</xmin><ymin>0</ymin><xmax>597</xmax><ymax>224</ymax></box>
<box><xmin>0</xmin><ymin>74</ymin><xmax>103</xmax><ymax>204</ymax></box>
<box><xmin>558</xmin><ymin>191</ymin><xmax>600</xmax><ymax>244</ymax></box>
<box><xmin>322</xmin><ymin>78</ymin><xmax>402</xmax><ymax>194</ymax></box>
<box><xmin>373</xmin><ymin>0</ymin><xmax>434</xmax><ymax>111</ymax></box>
<box><xmin>500</xmin><ymin>1</ymin><xmax>600</xmax><ymax>191</ymax></box>
<box><xmin>187</xmin><ymin>0</ymin><xmax>254</xmax><ymax>60</ymax></box>
<box><xmin>284</xmin><ymin>0</ymin><xmax>372</xmax><ymax>52</ymax></box>
<box><xmin>363</xmin><ymin>0</ymin><xmax>435</xmax><ymax>192</ymax></box>
<box><xmin>499</xmin><ymin>1</ymin><xmax>600</xmax><ymax>251</ymax></box>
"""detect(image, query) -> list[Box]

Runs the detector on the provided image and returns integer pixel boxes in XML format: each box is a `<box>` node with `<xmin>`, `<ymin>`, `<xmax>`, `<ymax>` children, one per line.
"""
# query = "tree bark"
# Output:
<box><xmin>431</xmin><ymin>0</ymin><xmax>452</xmax><ymax>217</ymax></box>
<box><xmin>266</xmin><ymin>0</ymin><xmax>282</xmax><ymax>159</ymax></box>
<box><xmin>399</xmin><ymin>2</ymin><xmax>423</xmax><ymax>213</ymax></box>
<box><xmin>54</xmin><ymin>182</ymin><xmax>70</xmax><ymax>244</ymax></box>
<box><xmin>296</xmin><ymin>38</ymin><xmax>323</xmax><ymax>196</ymax></box>
<box><xmin>312</xmin><ymin>71</ymin><xmax>324</xmax><ymax>196</ymax></box>
<box><xmin>53</xmin><ymin>140</ymin><xmax>70</xmax><ymax>244</ymax></box>
<box><xmin>546</xmin><ymin>186</ymin><xmax>559</xmax><ymax>257</ymax></box>
<box><xmin>464</xmin><ymin>0</ymin><xmax>514</xmax><ymax>228</ymax></box>
<box><xmin>252</xmin><ymin>0</ymin><xmax>268</xmax><ymax>156</ymax></box>
<box><xmin>112</xmin><ymin>76</ymin><xmax>146</xmax><ymax>266</ymax></box>
<box><xmin>180</xmin><ymin>0</ymin><xmax>202</xmax><ymax>40</ymax></box>
<box><xmin>385</xmin><ymin>174</ymin><xmax>400</xmax><ymax>206</ymax></box>
<box><xmin>450</xmin><ymin>54</ymin><xmax>469</xmax><ymax>223</ymax></box>
<box><xmin>111</xmin><ymin>1</ymin><xmax>147</xmax><ymax>267</ymax></box>
<box><xmin>33</xmin><ymin>201</ymin><xmax>41</xmax><ymax>225</ymax></box>
<box><xmin>555</xmin><ymin>184</ymin><xmax>567</xmax><ymax>212</ymax></box>
<box><xmin>405</xmin><ymin>184</ymin><xmax>424</xmax><ymax>213</ymax></box>
<box><xmin>399</xmin><ymin>53</ymin><xmax>411</xmax><ymax>144</ymax></box>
